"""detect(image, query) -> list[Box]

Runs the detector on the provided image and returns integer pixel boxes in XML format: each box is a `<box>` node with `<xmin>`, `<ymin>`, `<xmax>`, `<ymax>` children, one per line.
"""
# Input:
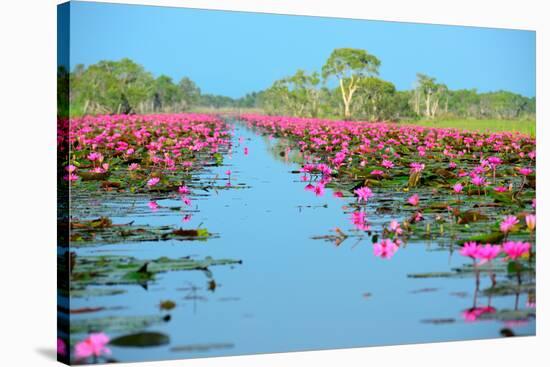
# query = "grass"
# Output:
<box><xmin>400</xmin><ymin>118</ymin><xmax>536</xmax><ymax>136</ymax></box>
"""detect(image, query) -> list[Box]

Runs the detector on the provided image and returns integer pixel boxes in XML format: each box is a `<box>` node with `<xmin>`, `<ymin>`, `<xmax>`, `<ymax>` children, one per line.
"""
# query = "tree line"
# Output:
<box><xmin>259</xmin><ymin>48</ymin><xmax>535</xmax><ymax>121</ymax></box>
<box><xmin>60</xmin><ymin>51</ymin><xmax>535</xmax><ymax>121</ymax></box>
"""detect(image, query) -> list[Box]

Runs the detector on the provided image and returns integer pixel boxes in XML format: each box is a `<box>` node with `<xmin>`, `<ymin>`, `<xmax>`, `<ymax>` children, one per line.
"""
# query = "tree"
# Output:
<box><xmin>260</xmin><ymin>70</ymin><xmax>321</xmax><ymax>117</ymax></box>
<box><xmin>355</xmin><ymin>77</ymin><xmax>396</xmax><ymax>121</ymax></box>
<box><xmin>151</xmin><ymin>75</ymin><xmax>182</xmax><ymax>112</ymax></box>
<box><xmin>322</xmin><ymin>48</ymin><xmax>381</xmax><ymax>120</ymax></box>
<box><xmin>178</xmin><ymin>77</ymin><xmax>201</xmax><ymax>110</ymax></box>
<box><xmin>414</xmin><ymin>73</ymin><xmax>447</xmax><ymax>118</ymax></box>
<box><xmin>71</xmin><ymin>58</ymin><xmax>153</xmax><ymax>114</ymax></box>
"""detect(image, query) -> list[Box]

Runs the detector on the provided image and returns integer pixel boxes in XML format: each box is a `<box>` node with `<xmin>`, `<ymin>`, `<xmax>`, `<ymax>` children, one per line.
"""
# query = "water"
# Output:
<box><xmin>70</xmin><ymin>122</ymin><xmax>535</xmax><ymax>363</ymax></box>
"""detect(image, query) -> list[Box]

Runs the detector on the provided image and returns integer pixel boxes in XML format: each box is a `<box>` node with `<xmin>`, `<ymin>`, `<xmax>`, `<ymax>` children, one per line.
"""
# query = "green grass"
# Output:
<box><xmin>400</xmin><ymin>118</ymin><xmax>536</xmax><ymax>136</ymax></box>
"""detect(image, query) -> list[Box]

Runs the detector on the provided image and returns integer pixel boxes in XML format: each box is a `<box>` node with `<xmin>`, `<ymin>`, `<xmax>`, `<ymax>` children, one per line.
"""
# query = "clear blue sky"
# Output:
<box><xmin>63</xmin><ymin>1</ymin><xmax>536</xmax><ymax>98</ymax></box>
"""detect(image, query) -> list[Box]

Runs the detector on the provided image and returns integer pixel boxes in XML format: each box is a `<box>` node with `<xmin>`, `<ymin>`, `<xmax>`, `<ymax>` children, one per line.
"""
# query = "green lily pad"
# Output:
<box><xmin>71</xmin><ymin>315</ymin><xmax>168</xmax><ymax>335</ymax></box>
<box><xmin>110</xmin><ymin>332</ymin><xmax>170</xmax><ymax>348</ymax></box>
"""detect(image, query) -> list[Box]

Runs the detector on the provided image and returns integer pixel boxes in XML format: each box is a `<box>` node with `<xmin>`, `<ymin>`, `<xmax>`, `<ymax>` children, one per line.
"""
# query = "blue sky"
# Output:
<box><xmin>63</xmin><ymin>1</ymin><xmax>536</xmax><ymax>98</ymax></box>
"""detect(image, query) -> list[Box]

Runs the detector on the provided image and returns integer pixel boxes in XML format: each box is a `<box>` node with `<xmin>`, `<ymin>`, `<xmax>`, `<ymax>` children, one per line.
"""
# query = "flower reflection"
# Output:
<box><xmin>373</xmin><ymin>239</ymin><xmax>398</xmax><ymax>259</ymax></box>
<box><xmin>350</xmin><ymin>210</ymin><xmax>369</xmax><ymax>231</ymax></box>
<box><xmin>462</xmin><ymin>306</ymin><xmax>496</xmax><ymax>322</ymax></box>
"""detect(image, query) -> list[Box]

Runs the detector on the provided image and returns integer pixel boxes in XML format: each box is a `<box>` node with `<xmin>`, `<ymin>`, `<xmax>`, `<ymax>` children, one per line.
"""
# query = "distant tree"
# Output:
<box><xmin>71</xmin><ymin>58</ymin><xmax>153</xmax><ymax>114</ymax></box>
<box><xmin>355</xmin><ymin>77</ymin><xmax>396</xmax><ymax>120</ymax></box>
<box><xmin>414</xmin><ymin>73</ymin><xmax>447</xmax><ymax>118</ymax></box>
<box><xmin>57</xmin><ymin>66</ymin><xmax>70</xmax><ymax>117</ymax></box>
<box><xmin>446</xmin><ymin>89</ymin><xmax>481</xmax><ymax>118</ymax></box>
<box><xmin>151</xmin><ymin>75</ymin><xmax>182</xmax><ymax>111</ymax></box>
<box><xmin>236</xmin><ymin>91</ymin><xmax>262</xmax><ymax>108</ymax></box>
<box><xmin>260</xmin><ymin>70</ymin><xmax>321</xmax><ymax>117</ymax></box>
<box><xmin>178</xmin><ymin>77</ymin><xmax>201</xmax><ymax>110</ymax></box>
<box><xmin>322</xmin><ymin>48</ymin><xmax>381</xmax><ymax>120</ymax></box>
<box><xmin>199</xmin><ymin>94</ymin><xmax>235</xmax><ymax>109</ymax></box>
<box><xmin>390</xmin><ymin>91</ymin><xmax>417</xmax><ymax>120</ymax></box>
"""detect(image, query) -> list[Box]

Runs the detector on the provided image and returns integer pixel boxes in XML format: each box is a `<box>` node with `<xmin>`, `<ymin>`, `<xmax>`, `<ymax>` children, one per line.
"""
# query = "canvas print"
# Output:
<box><xmin>57</xmin><ymin>1</ymin><xmax>536</xmax><ymax>365</ymax></box>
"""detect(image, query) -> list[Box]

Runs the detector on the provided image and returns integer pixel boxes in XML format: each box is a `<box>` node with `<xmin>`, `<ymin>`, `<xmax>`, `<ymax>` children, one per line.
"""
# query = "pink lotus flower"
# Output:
<box><xmin>65</xmin><ymin>165</ymin><xmax>77</xmax><ymax>173</ymax></box>
<box><xmin>502</xmin><ymin>241</ymin><xmax>530</xmax><ymax>260</ymax></box>
<box><xmin>452</xmin><ymin>183</ymin><xmax>464</xmax><ymax>193</ymax></box>
<box><xmin>333</xmin><ymin>191</ymin><xmax>343</xmax><ymax>198</ymax></box>
<box><xmin>350</xmin><ymin>211</ymin><xmax>369</xmax><ymax>231</ymax></box>
<box><xmin>57</xmin><ymin>338</ymin><xmax>66</xmax><ymax>356</ymax></box>
<box><xmin>354</xmin><ymin>186</ymin><xmax>373</xmax><ymax>203</ymax></box>
<box><xmin>128</xmin><ymin>163</ymin><xmax>140</xmax><ymax>171</ymax></box>
<box><xmin>460</xmin><ymin>241</ymin><xmax>480</xmax><ymax>259</ymax></box>
<box><xmin>471</xmin><ymin>175</ymin><xmax>485</xmax><ymax>187</ymax></box>
<box><xmin>316</xmin><ymin>163</ymin><xmax>332</xmax><ymax>176</ymax></box>
<box><xmin>225</xmin><ymin>169</ymin><xmax>232</xmax><ymax>176</ymax></box>
<box><xmin>494</xmin><ymin>186</ymin><xmax>507</xmax><ymax>193</ymax></box>
<box><xmin>147</xmin><ymin>177</ymin><xmax>160</xmax><ymax>187</ymax></box>
<box><xmin>518</xmin><ymin>167</ymin><xmax>533</xmax><ymax>176</ymax></box>
<box><xmin>449</xmin><ymin>162</ymin><xmax>457</xmax><ymax>169</ymax></box>
<box><xmin>407</xmin><ymin>194</ymin><xmax>420</xmax><ymax>206</ymax></box>
<box><xmin>476</xmin><ymin>244</ymin><xmax>501</xmax><ymax>265</ymax></box>
<box><xmin>500</xmin><ymin>215</ymin><xmax>519</xmax><ymax>233</ymax></box>
<box><xmin>389</xmin><ymin>220</ymin><xmax>403</xmax><ymax>235</ymax></box>
<box><xmin>487</xmin><ymin>156</ymin><xmax>502</xmax><ymax>166</ymax></box>
<box><xmin>410</xmin><ymin>162</ymin><xmax>425</xmax><ymax>173</ymax></box>
<box><xmin>74</xmin><ymin>332</ymin><xmax>110</xmax><ymax>360</ymax></box>
<box><xmin>371</xmin><ymin>170</ymin><xmax>384</xmax><ymax>176</ymax></box>
<box><xmin>244</xmin><ymin>147</ymin><xmax>249</xmax><ymax>155</ymax></box>
<box><xmin>381</xmin><ymin>159</ymin><xmax>394</xmax><ymax>169</ymax></box>
<box><xmin>148</xmin><ymin>201</ymin><xmax>159</xmax><ymax>211</ymax></box>
<box><xmin>413</xmin><ymin>211</ymin><xmax>423</xmax><ymax>222</ymax></box>
<box><xmin>525</xmin><ymin>214</ymin><xmax>536</xmax><ymax>231</ymax></box>
<box><xmin>87</xmin><ymin>152</ymin><xmax>103</xmax><ymax>162</ymax></box>
<box><xmin>178</xmin><ymin>185</ymin><xmax>190</xmax><ymax>194</ymax></box>
<box><xmin>373</xmin><ymin>239</ymin><xmax>398</xmax><ymax>259</ymax></box>
<box><xmin>65</xmin><ymin>173</ymin><xmax>79</xmax><ymax>182</ymax></box>
<box><xmin>532</xmin><ymin>198</ymin><xmax>536</xmax><ymax>208</ymax></box>
<box><xmin>313</xmin><ymin>184</ymin><xmax>325</xmax><ymax>197</ymax></box>
<box><xmin>182</xmin><ymin>214</ymin><xmax>192</xmax><ymax>222</ymax></box>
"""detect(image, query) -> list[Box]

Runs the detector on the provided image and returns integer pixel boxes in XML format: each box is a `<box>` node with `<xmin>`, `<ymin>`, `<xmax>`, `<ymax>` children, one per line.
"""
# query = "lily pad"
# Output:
<box><xmin>71</xmin><ymin>255</ymin><xmax>242</xmax><ymax>287</ymax></box>
<box><xmin>71</xmin><ymin>315</ymin><xmax>168</xmax><ymax>335</ymax></box>
<box><xmin>110</xmin><ymin>332</ymin><xmax>170</xmax><ymax>348</ymax></box>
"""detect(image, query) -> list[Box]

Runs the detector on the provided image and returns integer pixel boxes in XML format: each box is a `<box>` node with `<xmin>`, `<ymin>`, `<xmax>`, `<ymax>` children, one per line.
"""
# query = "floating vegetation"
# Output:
<box><xmin>62</xmin><ymin>113</ymin><xmax>535</xmax><ymax>363</ymax></box>
<box><xmin>70</xmin><ymin>218</ymin><xmax>215</xmax><ymax>246</ymax></box>
<box><xmin>71</xmin><ymin>255</ymin><xmax>242</xmax><ymax>287</ymax></box>
<box><xmin>71</xmin><ymin>315</ymin><xmax>170</xmax><ymax>335</ymax></box>
<box><xmin>110</xmin><ymin>332</ymin><xmax>171</xmax><ymax>348</ymax></box>
<box><xmin>170</xmin><ymin>343</ymin><xmax>235</xmax><ymax>353</ymax></box>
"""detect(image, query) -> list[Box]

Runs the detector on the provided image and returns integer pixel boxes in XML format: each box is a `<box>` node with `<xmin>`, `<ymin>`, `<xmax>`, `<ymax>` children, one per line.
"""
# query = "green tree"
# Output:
<box><xmin>71</xmin><ymin>58</ymin><xmax>153</xmax><ymax>114</ymax></box>
<box><xmin>414</xmin><ymin>73</ymin><xmax>447</xmax><ymax>118</ymax></box>
<box><xmin>178</xmin><ymin>77</ymin><xmax>201</xmax><ymax>110</ymax></box>
<box><xmin>322</xmin><ymin>48</ymin><xmax>381</xmax><ymax>120</ymax></box>
<box><xmin>260</xmin><ymin>70</ymin><xmax>321</xmax><ymax>117</ymax></box>
<box><xmin>355</xmin><ymin>77</ymin><xmax>396</xmax><ymax>120</ymax></box>
<box><xmin>152</xmin><ymin>75</ymin><xmax>182</xmax><ymax>112</ymax></box>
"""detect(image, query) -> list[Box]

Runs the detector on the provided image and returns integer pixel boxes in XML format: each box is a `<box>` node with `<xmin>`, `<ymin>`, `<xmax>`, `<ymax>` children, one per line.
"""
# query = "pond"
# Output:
<box><xmin>60</xmin><ymin>115</ymin><xmax>535</xmax><ymax>364</ymax></box>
